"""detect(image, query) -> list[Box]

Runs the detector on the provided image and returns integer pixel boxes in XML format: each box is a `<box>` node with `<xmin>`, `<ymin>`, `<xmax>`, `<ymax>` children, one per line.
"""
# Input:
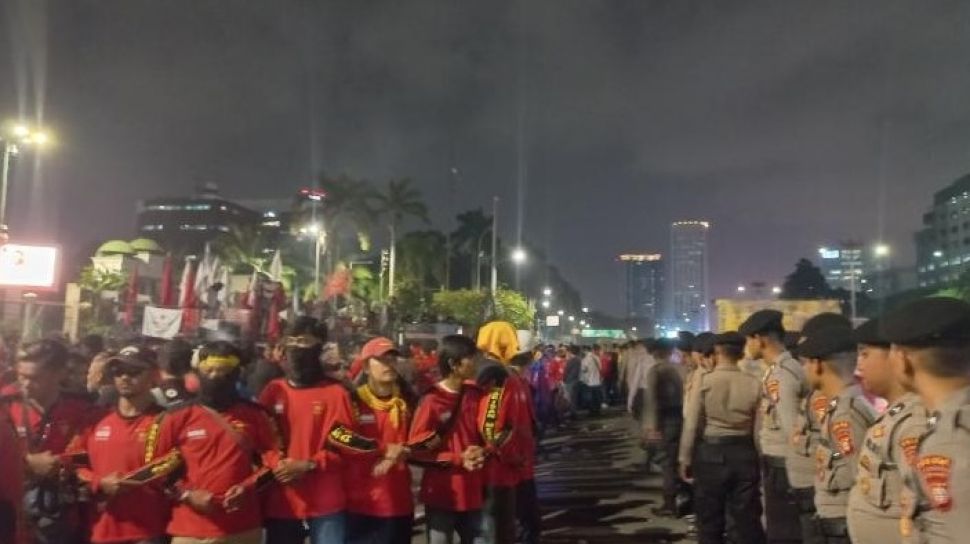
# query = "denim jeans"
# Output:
<box><xmin>425</xmin><ymin>509</ymin><xmax>483</xmax><ymax>544</ymax></box>
<box><xmin>264</xmin><ymin>512</ymin><xmax>346</xmax><ymax>544</ymax></box>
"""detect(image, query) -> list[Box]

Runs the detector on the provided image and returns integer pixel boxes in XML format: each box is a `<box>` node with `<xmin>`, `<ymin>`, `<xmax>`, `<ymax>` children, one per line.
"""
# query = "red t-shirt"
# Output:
<box><xmin>478</xmin><ymin>373</ymin><xmax>525</xmax><ymax>488</ymax></box>
<box><xmin>259</xmin><ymin>378</ymin><xmax>375</xmax><ymax>519</ymax></box>
<box><xmin>74</xmin><ymin>407</ymin><xmax>169</xmax><ymax>543</ymax></box>
<box><xmin>509</xmin><ymin>372</ymin><xmax>537</xmax><ymax>481</ymax></box>
<box><xmin>2</xmin><ymin>393</ymin><xmax>103</xmax><ymax>454</ymax></box>
<box><xmin>145</xmin><ymin>401</ymin><xmax>278</xmax><ymax>538</ymax></box>
<box><xmin>0</xmin><ymin>411</ymin><xmax>23</xmax><ymax>544</ymax></box>
<box><xmin>408</xmin><ymin>382</ymin><xmax>483</xmax><ymax>512</ymax></box>
<box><xmin>344</xmin><ymin>391</ymin><xmax>413</xmax><ymax>517</ymax></box>
<box><xmin>547</xmin><ymin>358</ymin><xmax>565</xmax><ymax>386</ymax></box>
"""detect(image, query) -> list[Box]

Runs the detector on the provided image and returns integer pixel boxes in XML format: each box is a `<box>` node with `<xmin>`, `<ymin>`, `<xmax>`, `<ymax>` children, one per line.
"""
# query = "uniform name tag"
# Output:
<box><xmin>186</xmin><ymin>428</ymin><xmax>207</xmax><ymax>440</ymax></box>
<box><xmin>94</xmin><ymin>426</ymin><xmax>112</xmax><ymax>441</ymax></box>
<box><xmin>359</xmin><ymin>413</ymin><xmax>376</xmax><ymax>424</ymax></box>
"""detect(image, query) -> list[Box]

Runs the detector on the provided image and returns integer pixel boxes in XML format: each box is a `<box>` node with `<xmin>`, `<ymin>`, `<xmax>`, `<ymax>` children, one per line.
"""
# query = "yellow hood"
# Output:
<box><xmin>477</xmin><ymin>321</ymin><xmax>520</xmax><ymax>364</ymax></box>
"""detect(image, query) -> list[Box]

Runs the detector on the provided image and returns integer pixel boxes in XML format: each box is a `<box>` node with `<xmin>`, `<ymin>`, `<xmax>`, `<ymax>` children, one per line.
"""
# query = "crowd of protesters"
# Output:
<box><xmin>0</xmin><ymin>317</ymin><xmax>567</xmax><ymax>544</ymax></box>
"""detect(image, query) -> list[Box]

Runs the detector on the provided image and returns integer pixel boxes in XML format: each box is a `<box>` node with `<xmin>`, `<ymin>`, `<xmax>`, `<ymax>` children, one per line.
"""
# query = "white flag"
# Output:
<box><xmin>142</xmin><ymin>306</ymin><xmax>183</xmax><ymax>339</ymax></box>
<box><xmin>268</xmin><ymin>250</ymin><xmax>283</xmax><ymax>282</ymax></box>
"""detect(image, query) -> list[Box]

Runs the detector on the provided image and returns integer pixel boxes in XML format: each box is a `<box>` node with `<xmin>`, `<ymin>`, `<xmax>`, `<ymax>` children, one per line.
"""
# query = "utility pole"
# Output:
<box><xmin>490</xmin><ymin>196</ymin><xmax>498</xmax><ymax>294</ymax></box>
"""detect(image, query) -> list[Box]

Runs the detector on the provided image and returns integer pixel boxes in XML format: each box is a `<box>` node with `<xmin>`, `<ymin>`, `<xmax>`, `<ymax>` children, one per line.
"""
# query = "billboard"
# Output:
<box><xmin>0</xmin><ymin>244</ymin><xmax>58</xmax><ymax>289</ymax></box>
<box><xmin>714</xmin><ymin>298</ymin><xmax>842</xmax><ymax>332</ymax></box>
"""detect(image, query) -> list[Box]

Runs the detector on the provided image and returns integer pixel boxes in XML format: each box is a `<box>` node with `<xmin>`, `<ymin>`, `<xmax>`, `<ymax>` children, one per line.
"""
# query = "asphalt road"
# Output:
<box><xmin>411</xmin><ymin>409</ymin><xmax>694</xmax><ymax>543</ymax></box>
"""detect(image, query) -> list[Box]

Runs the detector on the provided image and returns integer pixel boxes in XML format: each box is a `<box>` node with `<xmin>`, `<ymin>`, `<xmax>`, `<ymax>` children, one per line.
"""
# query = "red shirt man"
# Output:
<box><xmin>258</xmin><ymin>340</ymin><xmax>377</xmax><ymax>544</ymax></box>
<box><xmin>69</xmin><ymin>345</ymin><xmax>170</xmax><ymax>543</ymax></box>
<box><xmin>0</xmin><ymin>410</ymin><xmax>22</xmax><ymax>544</ymax></box>
<box><xmin>139</xmin><ymin>342</ymin><xmax>281</xmax><ymax>543</ymax></box>
<box><xmin>344</xmin><ymin>338</ymin><xmax>414</xmax><ymax>544</ymax></box>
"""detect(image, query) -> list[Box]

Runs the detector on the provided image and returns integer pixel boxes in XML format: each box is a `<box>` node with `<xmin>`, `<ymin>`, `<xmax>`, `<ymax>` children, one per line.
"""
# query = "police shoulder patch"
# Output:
<box><xmin>831</xmin><ymin>420</ymin><xmax>854</xmax><ymax>455</ymax></box>
<box><xmin>917</xmin><ymin>454</ymin><xmax>952</xmax><ymax>511</ymax></box>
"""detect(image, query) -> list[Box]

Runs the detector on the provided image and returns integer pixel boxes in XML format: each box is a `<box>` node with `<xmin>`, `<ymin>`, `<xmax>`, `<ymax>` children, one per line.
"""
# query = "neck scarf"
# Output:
<box><xmin>356</xmin><ymin>383</ymin><xmax>408</xmax><ymax>429</ymax></box>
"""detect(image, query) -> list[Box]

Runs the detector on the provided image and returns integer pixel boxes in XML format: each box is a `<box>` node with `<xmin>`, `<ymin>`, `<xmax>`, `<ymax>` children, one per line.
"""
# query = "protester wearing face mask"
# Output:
<box><xmin>258</xmin><ymin>322</ymin><xmax>379</xmax><ymax>544</ymax></box>
<box><xmin>134</xmin><ymin>341</ymin><xmax>283</xmax><ymax>544</ymax></box>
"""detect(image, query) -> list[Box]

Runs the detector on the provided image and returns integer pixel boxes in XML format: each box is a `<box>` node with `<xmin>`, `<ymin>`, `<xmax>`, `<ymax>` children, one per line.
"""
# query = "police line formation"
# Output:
<box><xmin>0</xmin><ymin>296</ymin><xmax>968</xmax><ymax>544</ymax></box>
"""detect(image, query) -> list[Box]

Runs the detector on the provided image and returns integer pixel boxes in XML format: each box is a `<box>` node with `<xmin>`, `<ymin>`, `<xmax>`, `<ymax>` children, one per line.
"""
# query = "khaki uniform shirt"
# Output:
<box><xmin>679</xmin><ymin>365</ymin><xmax>761</xmax><ymax>466</ymax></box>
<box><xmin>814</xmin><ymin>384</ymin><xmax>877</xmax><ymax>518</ymax></box>
<box><xmin>847</xmin><ymin>393</ymin><xmax>927</xmax><ymax>543</ymax></box>
<box><xmin>790</xmin><ymin>391</ymin><xmax>829</xmax><ymax>488</ymax></box>
<box><xmin>760</xmin><ymin>351</ymin><xmax>814</xmax><ymax>486</ymax></box>
<box><xmin>900</xmin><ymin>386</ymin><xmax>970</xmax><ymax>544</ymax></box>
<box><xmin>682</xmin><ymin>366</ymin><xmax>709</xmax><ymax>419</ymax></box>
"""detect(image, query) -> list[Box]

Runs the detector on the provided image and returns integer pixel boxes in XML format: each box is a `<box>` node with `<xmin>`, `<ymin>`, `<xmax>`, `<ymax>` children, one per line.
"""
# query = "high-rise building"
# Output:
<box><xmin>618</xmin><ymin>253</ymin><xmax>664</xmax><ymax>325</ymax></box>
<box><xmin>669</xmin><ymin>221</ymin><xmax>709</xmax><ymax>332</ymax></box>
<box><xmin>816</xmin><ymin>242</ymin><xmax>871</xmax><ymax>291</ymax></box>
<box><xmin>915</xmin><ymin>173</ymin><xmax>970</xmax><ymax>288</ymax></box>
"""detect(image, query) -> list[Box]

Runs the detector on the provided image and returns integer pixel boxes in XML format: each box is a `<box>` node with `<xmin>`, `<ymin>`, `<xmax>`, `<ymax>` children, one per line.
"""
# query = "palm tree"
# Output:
<box><xmin>293</xmin><ymin>174</ymin><xmax>375</xmax><ymax>274</ymax></box>
<box><xmin>369</xmin><ymin>178</ymin><xmax>430</xmax><ymax>296</ymax></box>
<box><xmin>449</xmin><ymin>208</ymin><xmax>492</xmax><ymax>289</ymax></box>
<box><xmin>397</xmin><ymin>230</ymin><xmax>446</xmax><ymax>291</ymax></box>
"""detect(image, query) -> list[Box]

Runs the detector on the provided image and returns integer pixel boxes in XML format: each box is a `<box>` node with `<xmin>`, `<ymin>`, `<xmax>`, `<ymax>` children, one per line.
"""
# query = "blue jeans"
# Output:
<box><xmin>264</xmin><ymin>512</ymin><xmax>346</xmax><ymax>544</ymax></box>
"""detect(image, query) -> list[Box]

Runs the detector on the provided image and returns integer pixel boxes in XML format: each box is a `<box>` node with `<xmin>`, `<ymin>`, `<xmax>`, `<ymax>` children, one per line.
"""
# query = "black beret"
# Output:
<box><xmin>739</xmin><ymin>310</ymin><xmax>785</xmax><ymax>337</ymax></box>
<box><xmin>692</xmin><ymin>332</ymin><xmax>716</xmax><ymax>355</ymax></box>
<box><xmin>880</xmin><ymin>297</ymin><xmax>970</xmax><ymax>346</ymax></box>
<box><xmin>797</xmin><ymin>326</ymin><xmax>857</xmax><ymax>359</ymax></box>
<box><xmin>714</xmin><ymin>331</ymin><xmax>746</xmax><ymax>347</ymax></box>
<box><xmin>853</xmin><ymin>319</ymin><xmax>889</xmax><ymax>347</ymax></box>
<box><xmin>649</xmin><ymin>338</ymin><xmax>676</xmax><ymax>352</ymax></box>
<box><xmin>677</xmin><ymin>331</ymin><xmax>696</xmax><ymax>352</ymax></box>
<box><xmin>800</xmin><ymin>313</ymin><xmax>852</xmax><ymax>338</ymax></box>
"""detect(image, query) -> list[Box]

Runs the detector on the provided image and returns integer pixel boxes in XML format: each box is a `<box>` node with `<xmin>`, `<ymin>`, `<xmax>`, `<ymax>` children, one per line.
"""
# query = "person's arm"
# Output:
<box><xmin>407</xmin><ymin>397</ymin><xmax>459</xmax><ymax>468</ymax></box>
<box><xmin>775</xmin><ymin>362</ymin><xmax>803</xmax><ymax>440</ymax></box>
<box><xmin>128</xmin><ymin>411</ymin><xmax>184</xmax><ymax>485</ymax></box>
<box><xmin>642</xmin><ymin>366</ymin><xmax>659</xmax><ymax>436</ymax></box>
<box><xmin>678</xmin><ymin>375</ymin><xmax>704</xmax><ymax>468</ymax></box>
<box><xmin>324</xmin><ymin>389</ymin><xmax>378</xmax><ymax>458</ymax></box>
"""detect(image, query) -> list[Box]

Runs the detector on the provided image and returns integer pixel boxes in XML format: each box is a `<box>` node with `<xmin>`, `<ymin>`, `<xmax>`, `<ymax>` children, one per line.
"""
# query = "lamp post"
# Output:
<box><xmin>1</xmin><ymin>122</ymin><xmax>50</xmax><ymax>231</ymax></box>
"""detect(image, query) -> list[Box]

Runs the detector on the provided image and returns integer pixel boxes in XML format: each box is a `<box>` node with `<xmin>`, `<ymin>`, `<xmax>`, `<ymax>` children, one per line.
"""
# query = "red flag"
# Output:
<box><xmin>123</xmin><ymin>265</ymin><xmax>138</xmax><ymax>327</ymax></box>
<box><xmin>323</xmin><ymin>267</ymin><xmax>352</xmax><ymax>300</ymax></box>
<box><xmin>159</xmin><ymin>255</ymin><xmax>174</xmax><ymax>306</ymax></box>
<box><xmin>178</xmin><ymin>258</ymin><xmax>196</xmax><ymax>308</ymax></box>
<box><xmin>266</xmin><ymin>286</ymin><xmax>284</xmax><ymax>342</ymax></box>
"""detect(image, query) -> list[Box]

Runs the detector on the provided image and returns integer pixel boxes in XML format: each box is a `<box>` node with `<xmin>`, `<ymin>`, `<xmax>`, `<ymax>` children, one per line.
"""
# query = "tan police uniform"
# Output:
<box><xmin>680</xmin><ymin>346</ymin><xmax>766</xmax><ymax>544</ymax></box>
<box><xmin>762</xmin><ymin>351</ymin><xmax>815</xmax><ymax>488</ymax></box>
<box><xmin>846</xmin><ymin>393</ymin><xmax>927</xmax><ymax>542</ymax></box>
<box><xmin>815</xmin><ymin>385</ymin><xmax>876</xmax><ymax>532</ymax></box>
<box><xmin>897</xmin><ymin>386</ymin><xmax>970</xmax><ymax>544</ymax></box>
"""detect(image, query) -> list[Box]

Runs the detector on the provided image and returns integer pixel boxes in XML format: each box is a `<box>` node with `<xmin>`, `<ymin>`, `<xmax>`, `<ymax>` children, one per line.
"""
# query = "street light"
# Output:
<box><xmin>772</xmin><ymin>286</ymin><xmax>782</xmax><ymax>295</ymax></box>
<box><xmin>542</xmin><ymin>287</ymin><xmax>552</xmax><ymax>297</ymax></box>
<box><xmin>737</xmin><ymin>285</ymin><xmax>746</xmax><ymax>293</ymax></box>
<box><xmin>511</xmin><ymin>247</ymin><xmax>527</xmax><ymax>264</ymax></box>
<box><xmin>568</xmin><ymin>315</ymin><xmax>575</xmax><ymax>322</ymax></box>
<box><xmin>582</xmin><ymin>307</ymin><xmax>589</xmax><ymax>313</ymax></box>
<box><xmin>874</xmin><ymin>244</ymin><xmax>890</xmax><ymax>258</ymax></box>
<box><xmin>2</xmin><ymin>121</ymin><xmax>52</xmax><ymax>230</ymax></box>
<box><xmin>557</xmin><ymin>309</ymin><xmax>565</xmax><ymax>316</ymax></box>
<box><xmin>541</xmin><ymin>300</ymin><xmax>550</xmax><ymax>309</ymax></box>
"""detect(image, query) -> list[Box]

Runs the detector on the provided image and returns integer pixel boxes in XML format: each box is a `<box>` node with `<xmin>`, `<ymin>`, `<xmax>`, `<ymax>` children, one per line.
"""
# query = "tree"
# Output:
<box><xmin>397</xmin><ymin>230</ymin><xmax>446</xmax><ymax>291</ymax></box>
<box><xmin>780</xmin><ymin>258</ymin><xmax>832</xmax><ymax>300</ymax></box>
<box><xmin>432</xmin><ymin>288</ymin><xmax>535</xmax><ymax>331</ymax></box>
<box><xmin>77</xmin><ymin>265</ymin><xmax>126</xmax><ymax>334</ymax></box>
<box><xmin>370</xmin><ymin>178</ymin><xmax>430</xmax><ymax>297</ymax></box>
<box><xmin>449</xmin><ymin>208</ymin><xmax>492</xmax><ymax>289</ymax></box>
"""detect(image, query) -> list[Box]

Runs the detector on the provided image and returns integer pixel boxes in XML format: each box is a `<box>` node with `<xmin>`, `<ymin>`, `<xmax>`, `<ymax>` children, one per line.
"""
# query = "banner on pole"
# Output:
<box><xmin>142</xmin><ymin>306</ymin><xmax>183</xmax><ymax>339</ymax></box>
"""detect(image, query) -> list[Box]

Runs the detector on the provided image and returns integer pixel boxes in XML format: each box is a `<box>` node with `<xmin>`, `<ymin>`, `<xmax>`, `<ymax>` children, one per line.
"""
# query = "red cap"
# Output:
<box><xmin>360</xmin><ymin>337</ymin><xmax>399</xmax><ymax>360</ymax></box>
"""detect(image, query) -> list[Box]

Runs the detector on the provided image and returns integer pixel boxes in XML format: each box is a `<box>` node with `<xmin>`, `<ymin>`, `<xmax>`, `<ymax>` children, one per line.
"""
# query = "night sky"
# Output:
<box><xmin>2</xmin><ymin>1</ymin><xmax>969</xmax><ymax>314</ymax></box>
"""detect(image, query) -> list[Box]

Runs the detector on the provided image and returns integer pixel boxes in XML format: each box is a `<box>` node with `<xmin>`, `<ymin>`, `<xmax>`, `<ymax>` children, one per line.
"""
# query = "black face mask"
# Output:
<box><xmin>198</xmin><ymin>371</ymin><xmax>239</xmax><ymax>411</ymax></box>
<box><xmin>285</xmin><ymin>345</ymin><xmax>325</xmax><ymax>386</ymax></box>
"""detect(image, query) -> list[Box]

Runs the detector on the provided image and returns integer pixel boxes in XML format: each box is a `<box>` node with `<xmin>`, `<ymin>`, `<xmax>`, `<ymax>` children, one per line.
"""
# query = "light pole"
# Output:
<box><xmin>490</xmin><ymin>196</ymin><xmax>498</xmax><ymax>294</ymax></box>
<box><xmin>1</xmin><ymin>122</ymin><xmax>50</xmax><ymax>231</ymax></box>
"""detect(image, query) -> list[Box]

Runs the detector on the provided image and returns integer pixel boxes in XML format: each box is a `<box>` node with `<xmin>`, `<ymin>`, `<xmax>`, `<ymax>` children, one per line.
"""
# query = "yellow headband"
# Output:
<box><xmin>198</xmin><ymin>355</ymin><xmax>240</xmax><ymax>371</ymax></box>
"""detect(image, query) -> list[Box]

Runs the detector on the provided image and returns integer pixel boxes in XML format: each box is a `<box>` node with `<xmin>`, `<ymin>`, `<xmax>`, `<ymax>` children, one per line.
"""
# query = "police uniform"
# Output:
<box><xmin>791</xmin><ymin>312</ymin><xmax>855</xmax><ymax>544</ymax></box>
<box><xmin>683</xmin><ymin>333</ymin><xmax>716</xmax><ymax>419</ymax></box>
<box><xmin>740</xmin><ymin>310</ymin><xmax>803</xmax><ymax>543</ymax></box>
<box><xmin>881</xmin><ymin>297</ymin><xmax>970</xmax><ymax>544</ymax></box>
<box><xmin>798</xmin><ymin>326</ymin><xmax>877</xmax><ymax>544</ymax></box>
<box><xmin>679</xmin><ymin>332</ymin><xmax>766</xmax><ymax>544</ymax></box>
<box><xmin>845</xmin><ymin>319</ymin><xmax>929</xmax><ymax>543</ymax></box>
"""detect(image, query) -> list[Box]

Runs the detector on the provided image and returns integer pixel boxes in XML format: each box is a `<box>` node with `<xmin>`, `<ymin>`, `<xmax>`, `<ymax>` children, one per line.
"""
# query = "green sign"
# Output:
<box><xmin>581</xmin><ymin>329</ymin><xmax>627</xmax><ymax>339</ymax></box>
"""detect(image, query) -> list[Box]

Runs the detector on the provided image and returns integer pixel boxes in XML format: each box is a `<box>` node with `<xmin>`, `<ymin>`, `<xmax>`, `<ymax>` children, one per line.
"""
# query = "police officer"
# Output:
<box><xmin>791</xmin><ymin>313</ymin><xmax>854</xmax><ymax>544</ymax></box>
<box><xmin>683</xmin><ymin>332</ymin><xmax>716</xmax><ymax>418</ymax></box>
<box><xmin>679</xmin><ymin>332</ymin><xmax>766</xmax><ymax>544</ymax></box>
<box><xmin>739</xmin><ymin>309</ymin><xmax>804</xmax><ymax>543</ymax></box>
<box><xmin>846</xmin><ymin>318</ymin><xmax>928</xmax><ymax>542</ymax></box>
<box><xmin>798</xmin><ymin>325</ymin><xmax>876</xmax><ymax>543</ymax></box>
<box><xmin>881</xmin><ymin>297</ymin><xmax>970</xmax><ymax>543</ymax></box>
<box><xmin>642</xmin><ymin>337</ymin><xmax>687</xmax><ymax>516</ymax></box>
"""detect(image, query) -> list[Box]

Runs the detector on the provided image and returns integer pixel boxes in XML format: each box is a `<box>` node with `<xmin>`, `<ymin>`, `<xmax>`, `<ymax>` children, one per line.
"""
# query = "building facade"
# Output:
<box><xmin>915</xmin><ymin>173</ymin><xmax>970</xmax><ymax>288</ymax></box>
<box><xmin>816</xmin><ymin>242</ymin><xmax>871</xmax><ymax>291</ymax></box>
<box><xmin>618</xmin><ymin>253</ymin><xmax>664</xmax><ymax>326</ymax></box>
<box><xmin>668</xmin><ymin>221</ymin><xmax>709</xmax><ymax>332</ymax></box>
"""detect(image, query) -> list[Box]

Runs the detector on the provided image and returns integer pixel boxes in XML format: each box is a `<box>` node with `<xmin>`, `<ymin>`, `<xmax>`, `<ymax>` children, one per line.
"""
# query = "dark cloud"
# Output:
<box><xmin>2</xmin><ymin>0</ymin><xmax>970</xmax><ymax>313</ymax></box>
